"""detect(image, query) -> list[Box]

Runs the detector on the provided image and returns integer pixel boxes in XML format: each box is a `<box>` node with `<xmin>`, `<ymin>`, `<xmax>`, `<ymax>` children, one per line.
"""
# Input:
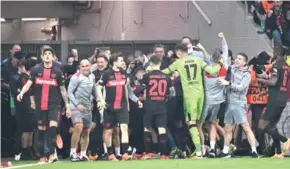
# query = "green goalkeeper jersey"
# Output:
<box><xmin>162</xmin><ymin>56</ymin><xmax>220</xmax><ymax>99</ymax></box>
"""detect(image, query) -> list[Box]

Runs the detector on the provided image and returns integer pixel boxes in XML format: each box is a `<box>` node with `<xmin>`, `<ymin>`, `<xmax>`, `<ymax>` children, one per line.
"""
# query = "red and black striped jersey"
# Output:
<box><xmin>29</xmin><ymin>63</ymin><xmax>65</xmax><ymax>110</ymax></box>
<box><xmin>98</xmin><ymin>68</ymin><xmax>127</xmax><ymax>109</ymax></box>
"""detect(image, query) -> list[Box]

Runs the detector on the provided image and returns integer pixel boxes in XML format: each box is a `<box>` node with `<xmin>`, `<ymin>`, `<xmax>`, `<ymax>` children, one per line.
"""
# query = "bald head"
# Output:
<box><xmin>80</xmin><ymin>59</ymin><xmax>90</xmax><ymax>65</ymax></box>
<box><xmin>79</xmin><ymin>59</ymin><xmax>91</xmax><ymax>75</ymax></box>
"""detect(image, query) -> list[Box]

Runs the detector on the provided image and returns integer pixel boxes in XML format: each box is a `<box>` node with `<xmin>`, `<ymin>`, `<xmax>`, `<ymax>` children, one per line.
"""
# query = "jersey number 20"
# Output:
<box><xmin>185</xmin><ymin>64</ymin><xmax>197</xmax><ymax>81</ymax></box>
<box><xmin>149</xmin><ymin>79</ymin><xmax>167</xmax><ymax>96</ymax></box>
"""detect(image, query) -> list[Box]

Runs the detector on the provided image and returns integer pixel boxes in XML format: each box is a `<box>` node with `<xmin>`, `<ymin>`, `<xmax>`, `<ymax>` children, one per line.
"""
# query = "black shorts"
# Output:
<box><xmin>250</xmin><ymin>104</ymin><xmax>266</xmax><ymax>121</ymax></box>
<box><xmin>168</xmin><ymin>97</ymin><xmax>184</xmax><ymax>120</ymax></box>
<box><xmin>103</xmin><ymin>108</ymin><xmax>129</xmax><ymax>129</ymax></box>
<box><xmin>37</xmin><ymin>107</ymin><xmax>61</xmax><ymax>126</ymax></box>
<box><xmin>262</xmin><ymin>102</ymin><xmax>286</xmax><ymax>124</ymax></box>
<box><xmin>21</xmin><ymin>112</ymin><xmax>36</xmax><ymax>132</ymax></box>
<box><xmin>144</xmin><ymin>107</ymin><xmax>167</xmax><ymax>128</ymax></box>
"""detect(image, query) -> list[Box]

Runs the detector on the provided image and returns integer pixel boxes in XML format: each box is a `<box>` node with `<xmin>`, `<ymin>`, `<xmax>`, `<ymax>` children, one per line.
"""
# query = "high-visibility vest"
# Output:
<box><xmin>247</xmin><ymin>64</ymin><xmax>272</xmax><ymax>104</ymax></box>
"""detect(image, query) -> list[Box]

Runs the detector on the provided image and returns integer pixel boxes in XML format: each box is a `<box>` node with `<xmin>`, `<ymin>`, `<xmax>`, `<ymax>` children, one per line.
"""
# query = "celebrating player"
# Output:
<box><xmin>17</xmin><ymin>46</ymin><xmax>72</xmax><ymax>164</ymax></box>
<box><xmin>97</xmin><ymin>53</ymin><xmax>131</xmax><ymax>161</ymax></box>
<box><xmin>162</xmin><ymin>43</ymin><xmax>221</xmax><ymax>158</ymax></box>
<box><xmin>140</xmin><ymin>55</ymin><xmax>175</xmax><ymax>159</ymax></box>
<box><xmin>256</xmin><ymin>46</ymin><xmax>290</xmax><ymax>158</ymax></box>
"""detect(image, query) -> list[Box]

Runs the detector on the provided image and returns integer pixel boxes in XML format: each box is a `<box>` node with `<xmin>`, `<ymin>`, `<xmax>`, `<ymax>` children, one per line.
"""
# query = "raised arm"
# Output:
<box><xmin>219</xmin><ymin>32</ymin><xmax>229</xmax><ymax>70</ymax></box>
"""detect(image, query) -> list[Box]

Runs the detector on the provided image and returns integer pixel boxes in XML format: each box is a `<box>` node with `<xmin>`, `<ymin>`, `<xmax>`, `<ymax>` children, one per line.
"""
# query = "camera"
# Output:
<box><xmin>253</xmin><ymin>64</ymin><xmax>265</xmax><ymax>74</ymax></box>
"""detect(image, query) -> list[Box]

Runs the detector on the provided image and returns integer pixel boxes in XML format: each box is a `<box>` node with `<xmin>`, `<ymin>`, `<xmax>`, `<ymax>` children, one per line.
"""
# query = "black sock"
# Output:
<box><xmin>159</xmin><ymin>133</ymin><xmax>168</xmax><ymax>155</ymax></box>
<box><xmin>38</xmin><ymin>130</ymin><xmax>46</xmax><ymax>157</ymax></box>
<box><xmin>270</xmin><ymin>128</ymin><xmax>288</xmax><ymax>143</ymax></box>
<box><xmin>47</xmin><ymin>127</ymin><xmax>57</xmax><ymax>156</ymax></box>
<box><xmin>175</xmin><ymin>127</ymin><xmax>187</xmax><ymax>151</ymax></box>
<box><xmin>273</xmin><ymin>138</ymin><xmax>282</xmax><ymax>154</ymax></box>
<box><xmin>121</xmin><ymin>143</ymin><xmax>129</xmax><ymax>154</ymax></box>
<box><xmin>107</xmin><ymin>146</ymin><xmax>114</xmax><ymax>155</ymax></box>
<box><xmin>153</xmin><ymin>143</ymin><xmax>159</xmax><ymax>153</ymax></box>
<box><xmin>144</xmin><ymin>132</ymin><xmax>152</xmax><ymax>153</ymax></box>
<box><xmin>256</xmin><ymin>128</ymin><xmax>265</xmax><ymax>153</ymax></box>
<box><xmin>217</xmin><ymin>139</ymin><xmax>224</xmax><ymax>150</ymax></box>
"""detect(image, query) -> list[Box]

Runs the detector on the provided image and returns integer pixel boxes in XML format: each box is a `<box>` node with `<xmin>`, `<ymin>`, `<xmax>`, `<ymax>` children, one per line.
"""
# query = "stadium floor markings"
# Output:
<box><xmin>6</xmin><ymin>163</ymin><xmax>47</xmax><ymax>169</ymax></box>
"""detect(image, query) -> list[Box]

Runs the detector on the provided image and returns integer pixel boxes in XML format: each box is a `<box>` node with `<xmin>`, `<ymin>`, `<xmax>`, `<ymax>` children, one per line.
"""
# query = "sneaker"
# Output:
<box><xmin>56</xmin><ymin>135</ymin><xmax>63</xmax><ymax>149</ymax></box>
<box><xmin>70</xmin><ymin>153</ymin><xmax>79</xmax><ymax>162</ymax></box>
<box><xmin>190</xmin><ymin>152</ymin><xmax>203</xmax><ymax>159</ymax></box>
<box><xmin>133</xmin><ymin>153</ymin><xmax>143</xmax><ymax>160</ymax></box>
<box><xmin>160</xmin><ymin>155</ymin><xmax>168</xmax><ymax>159</ymax></box>
<box><xmin>251</xmin><ymin>151</ymin><xmax>259</xmax><ymax>158</ymax></box>
<box><xmin>229</xmin><ymin>144</ymin><xmax>237</xmax><ymax>154</ymax></box>
<box><xmin>209</xmin><ymin>149</ymin><xmax>216</xmax><ymax>158</ymax></box>
<box><xmin>48</xmin><ymin>154</ymin><xmax>58</xmax><ymax>163</ymax></box>
<box><xmin>116</xmin><ymin>155</ymin><xmax>122</xmax><ymax>160</ymax></box>
<box><xmin>108</xmin><ymin>154</ymin><xmax>118</xmax><ymax>161</ymax></box>
<box><xmin>218</xmin><ymin>152</ymin><xmax>231</xmax><ymax>158</ymax></box>
<box><xmin>80</xmin><ymin>155</ymin><xmax>90</xmax><ymax>161</ymax></box>
<box><xmin>282</xmin><ymin>138</ymin><xmax>290</xmax><ymax>155</ymax></box>
<box><xmin>14</xmin><ymin>153</ymin><xmax>22</xmax><ymax>161</ymax></box>
<box><xmin>38</xmin><ymin>157</ymin><xmax>47</xmax><ymax>164</ymax></box>
<box><xmin>141</xmin><ymin>153</ymin><xmax>151</xmax><ymax>160</ymax></box>
<box><xmin>271</xmin><ymin>154</ymin><xmax>284</xmax><ymax>159</ymax></box>
<box><xmin>88</xmin><ymin>154</ymin><xmax>99</xmax><ymax>161</ymax></box>
<box><xmin>122</xmin><ymin>153</ymin><xmax>132</xmax><ymax>161</ymax></box>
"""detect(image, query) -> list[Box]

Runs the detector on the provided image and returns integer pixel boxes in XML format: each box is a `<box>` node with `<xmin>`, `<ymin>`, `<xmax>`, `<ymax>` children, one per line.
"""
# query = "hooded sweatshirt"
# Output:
<box><xmin>227</xmin><ymin>65</ymin><xmax>251</xmax><ymax>105</ymax></box>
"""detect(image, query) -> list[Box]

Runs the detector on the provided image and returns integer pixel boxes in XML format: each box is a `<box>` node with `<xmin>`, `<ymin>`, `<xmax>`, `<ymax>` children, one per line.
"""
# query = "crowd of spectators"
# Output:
<box><xmin>1</xmin><ymin>32</ymin><xmax>290</xmax><ymax>164</ymax></box>
<box><xmin>245</xmin><ymin>0</ymin><xmax>290</xmax><ymax>46</ymax></box>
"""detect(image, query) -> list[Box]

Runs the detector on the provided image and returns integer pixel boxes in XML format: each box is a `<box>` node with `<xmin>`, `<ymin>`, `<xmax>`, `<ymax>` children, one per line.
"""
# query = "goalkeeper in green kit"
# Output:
<box><xmin>162</xmin><ymin>43</ymin><xmax>221</xmax><ymax>158</ymax></box>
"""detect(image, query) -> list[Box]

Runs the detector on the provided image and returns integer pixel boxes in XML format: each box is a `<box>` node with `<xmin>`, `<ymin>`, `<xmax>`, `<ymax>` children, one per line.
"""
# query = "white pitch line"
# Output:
<box><xmin>6</xmin><ymin>163</ymin><xmax>48</xmax><ymax>169</ymax></box>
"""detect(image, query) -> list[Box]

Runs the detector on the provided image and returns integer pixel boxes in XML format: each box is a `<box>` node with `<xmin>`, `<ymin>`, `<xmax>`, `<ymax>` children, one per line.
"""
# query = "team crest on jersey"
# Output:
<box><xmin>38</xmin><ymin>73</ymin><xmax>42</xmax><ymax>76</ymax></box>
<box><xmin>51</xmin><ymin>73</ymin><xmax>56</xmax><ymax>78</ymax></box>
<box><xmin>109</xmin><ymin>75</ymin><xmax>115</xmax><ymax>79</ymax></box>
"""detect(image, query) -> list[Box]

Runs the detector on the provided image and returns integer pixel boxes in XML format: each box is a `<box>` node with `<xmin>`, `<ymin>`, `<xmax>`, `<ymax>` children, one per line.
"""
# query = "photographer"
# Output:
<box><xmin>126</xmin><ymin>51</ymin><xmax>149</xmax><ymax>82</ymax></box>
<box><xmin>247</xmin><ymin>51</ymin><xmax>272</xmax><ymax>153</ymax></box>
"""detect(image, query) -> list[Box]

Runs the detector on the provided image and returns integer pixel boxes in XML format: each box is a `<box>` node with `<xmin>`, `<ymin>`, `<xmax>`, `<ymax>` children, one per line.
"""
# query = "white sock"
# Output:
<box><xmin>127</xmin><ymin>146</ymin><xmax>132</xmax><ymax>151</ymax></box>
<box><xmin>115</xmin><ymin>147</ymin><xmax>121</xmax><ymax>156</ymax></box>
<box><xmin>201</xmin><ymin>145</ymin><xmax>206</xmax><ymax>155</ymax></box>
<box><xmin>103</xmin><ymin>143</ymin><xmax>108</xmax><ymax>154</ymax></box>
<box><xmin>81</xmin><ymin>151</ymin><xmax>86</xmax><ymax>157</ymax></box>
<box><xmin>210</xmin><ymin>141</ymin><xmax>216</xmax><ymax>150</ymax></box>
<box><xmin>70</xmin><ymin>148</ymin><xmax>76</xmax><ymax>155</ymax></box>
<box><xmin>54</xmin><ymin>149</ymin><xmax>58</xmax><ymax>157</ymax></box>
<box><xmin>223</xmin><ymin>146</ymin><xmax>229</xmax><ymax>154</ymax></box>
<box><xmin>251</xmin><ymin>146</ymin><xmax>257</xmax><ymax>153</ymax></box>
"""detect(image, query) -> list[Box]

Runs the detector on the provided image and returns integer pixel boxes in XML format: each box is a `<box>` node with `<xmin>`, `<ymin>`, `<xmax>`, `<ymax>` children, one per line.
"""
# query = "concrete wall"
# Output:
<box><xmin>1</xmin><ymin>19</ymin><xmax>57</xmax><ymax>40</ymax></box>
<box><xmin>1</xmin><ymin>1</ymin><xmax>272</xmax><ymax>57</ymax></box>
<box><xmin>1</xmin><ymin>1</ymin><xmax>74</xmax><ymax>18</ymax></box>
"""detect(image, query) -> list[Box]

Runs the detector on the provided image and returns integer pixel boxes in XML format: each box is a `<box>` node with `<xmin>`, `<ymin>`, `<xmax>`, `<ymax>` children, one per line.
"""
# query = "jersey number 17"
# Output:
<box><xmin>185</xmin><ymin>64</ymin><xmax>197</xmax><ymax>81</ymax></box>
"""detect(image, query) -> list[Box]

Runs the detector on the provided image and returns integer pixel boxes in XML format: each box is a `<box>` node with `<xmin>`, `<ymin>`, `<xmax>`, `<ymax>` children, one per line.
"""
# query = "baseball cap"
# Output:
<box><xmin>41</xmin><ymin>45</ymin><xmax>55</xmax><ymax>55</ymax></box>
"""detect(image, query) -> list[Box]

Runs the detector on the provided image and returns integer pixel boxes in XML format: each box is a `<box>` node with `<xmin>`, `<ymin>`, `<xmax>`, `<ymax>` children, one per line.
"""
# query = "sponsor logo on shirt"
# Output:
<box><xmin>35</xmin><ymin>78</ymin><xmax>58</xmax><ymax>86</ymax></box>
<box><xmin>106</xmin><ymin>80</ymin><xmax>126</xmax><ymax>87</ymax></box>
